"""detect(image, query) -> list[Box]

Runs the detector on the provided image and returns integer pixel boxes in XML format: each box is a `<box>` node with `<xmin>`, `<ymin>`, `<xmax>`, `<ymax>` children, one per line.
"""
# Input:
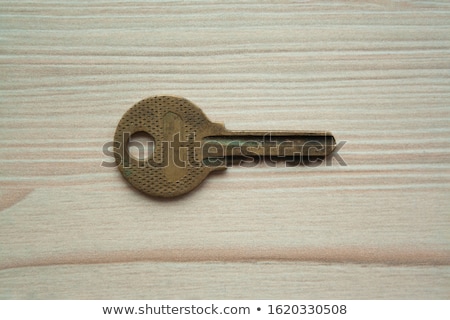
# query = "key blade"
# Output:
<box><xmin>203</xmin><ymin>131</ymin><xmax>336</xmax><ymax>158</ymax></box>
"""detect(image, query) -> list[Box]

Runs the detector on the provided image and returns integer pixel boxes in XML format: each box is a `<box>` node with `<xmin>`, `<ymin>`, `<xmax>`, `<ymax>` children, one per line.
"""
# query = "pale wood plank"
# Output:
<box><xmin>1</xmin><ymin>262</ymin><xmax>448</xmax><ymax>299</ymax></box>
<box><xmin>1</xmin><ymin>0</ymin><xmax>449</xmax><ymax>299</ymax></box>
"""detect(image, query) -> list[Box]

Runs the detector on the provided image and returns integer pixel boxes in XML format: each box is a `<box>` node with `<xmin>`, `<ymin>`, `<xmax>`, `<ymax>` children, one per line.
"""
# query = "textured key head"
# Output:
<box><xmin>114</xmin><ymin>95</ymin><xmax>226</xmax><ymax>197</ymax></box>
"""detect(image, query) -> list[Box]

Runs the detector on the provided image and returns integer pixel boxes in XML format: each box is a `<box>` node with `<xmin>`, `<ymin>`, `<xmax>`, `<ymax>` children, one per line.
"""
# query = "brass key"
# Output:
<box><xmin>114</xmin><ymin>95</ymin><xmax>335</xmax><ymax>197</ymax></box>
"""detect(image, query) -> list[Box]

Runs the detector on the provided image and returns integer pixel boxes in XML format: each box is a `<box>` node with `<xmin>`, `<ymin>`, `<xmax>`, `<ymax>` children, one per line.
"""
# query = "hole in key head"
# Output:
<box><xmin>127</xmin><ymin>131</ymin><xmax>155</xmax><ymax>161</ymax></box>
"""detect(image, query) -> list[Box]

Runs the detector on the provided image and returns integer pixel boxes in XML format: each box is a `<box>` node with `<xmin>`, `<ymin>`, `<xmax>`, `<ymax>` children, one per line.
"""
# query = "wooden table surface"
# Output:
<box><xmin>1</xmin><ymin>0</ymin><xmax>449</xmax><ymax>299</ymax></box>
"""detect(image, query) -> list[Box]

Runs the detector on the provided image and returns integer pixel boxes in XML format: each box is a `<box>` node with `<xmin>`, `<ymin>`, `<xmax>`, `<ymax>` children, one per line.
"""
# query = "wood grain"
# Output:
<box><xmin>1</xmin><ymin>0</ymin><xmax>449</xmax><ymax>299</ymax></box>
